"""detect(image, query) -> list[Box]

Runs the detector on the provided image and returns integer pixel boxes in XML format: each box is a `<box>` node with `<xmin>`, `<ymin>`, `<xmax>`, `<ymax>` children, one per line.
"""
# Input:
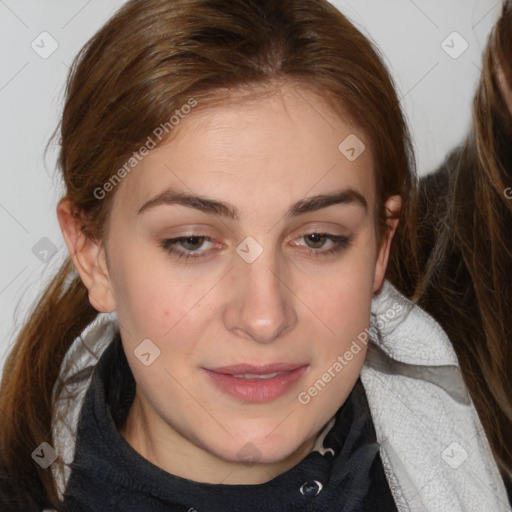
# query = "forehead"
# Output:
<box><xmin>112</xmin><ymin>82</ymin><xmax>375</xmax><ymax>216</ymax></box>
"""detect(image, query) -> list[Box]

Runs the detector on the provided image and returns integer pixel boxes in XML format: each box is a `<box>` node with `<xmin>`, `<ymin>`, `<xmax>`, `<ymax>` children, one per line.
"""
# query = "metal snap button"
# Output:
<box><xmin>299</xmin><ymin>480</ymin><xmax>323</xmax><ymax>497</ymax></box>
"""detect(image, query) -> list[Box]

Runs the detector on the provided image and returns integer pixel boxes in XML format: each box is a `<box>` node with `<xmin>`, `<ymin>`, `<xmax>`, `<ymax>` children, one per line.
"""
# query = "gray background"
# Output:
<box><xmin>0</xmin><ymin>0</ymin><xmax>502</xmax><ymax>375</ymax></box>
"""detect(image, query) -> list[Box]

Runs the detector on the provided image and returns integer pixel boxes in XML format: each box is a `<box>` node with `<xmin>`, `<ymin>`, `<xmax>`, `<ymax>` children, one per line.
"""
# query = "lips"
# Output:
<box><xmin>203</xmin><ymin>363</ymin><xmax>308</xmax><ymax>403</ymax></box>
<box><xmin>211</xmin><ymin>363</ymin><xmax>305</xmax><ymax>375</ymax></box>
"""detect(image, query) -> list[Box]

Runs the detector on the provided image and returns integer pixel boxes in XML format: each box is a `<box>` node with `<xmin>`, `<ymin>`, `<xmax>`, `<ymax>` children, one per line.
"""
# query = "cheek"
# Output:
<box><xmin>305</xmin><ymin>239</ymin><xmax>376</xmax><ymax>329</ymax></box>
<box><xmin>297</xmin><ymin>242</ymin><xmax>376</xmax><ymax>391</ymax></box>
<box><xmin>110</xmin><ymin>260</ymin><xmax>170</xmax><ymax>338</ymax></box>
<box><xmin>109</xmin><ymin>244</ymin><xmax>218</xmax><ymax>348</ymax></box>
<box><xmin>299</xmin><ymin>258</ymin><xmax>374</xmax><ymax>409</ymax></box>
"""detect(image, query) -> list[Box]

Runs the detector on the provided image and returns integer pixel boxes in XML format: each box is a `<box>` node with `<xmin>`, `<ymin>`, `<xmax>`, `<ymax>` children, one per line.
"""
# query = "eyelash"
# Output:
<box><xmin>159</xmin><ymin>233</ymin><xmax>351</xmax><ymax>262</ymax></box>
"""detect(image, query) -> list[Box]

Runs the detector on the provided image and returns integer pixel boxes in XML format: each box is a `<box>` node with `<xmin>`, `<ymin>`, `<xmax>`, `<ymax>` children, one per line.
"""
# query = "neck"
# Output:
<box><xmin>118</xmin><ymin>387</ymin><xmax>318</xmax><ymax>485</ymax></box>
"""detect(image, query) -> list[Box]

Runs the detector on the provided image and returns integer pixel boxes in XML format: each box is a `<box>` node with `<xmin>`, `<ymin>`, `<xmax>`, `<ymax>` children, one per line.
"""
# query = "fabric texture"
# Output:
<box><xmin>47</xmin><ymin>280</ymin><xmax>512</xmax><ymax>511</ymax></box>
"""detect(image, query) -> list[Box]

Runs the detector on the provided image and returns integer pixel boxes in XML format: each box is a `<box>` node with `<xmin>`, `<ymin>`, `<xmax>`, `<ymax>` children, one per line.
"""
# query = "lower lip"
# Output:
<box><xmin>204</xmin><ymin>366</ymin><xmax>308</xmax><ymax>403</ymax></box>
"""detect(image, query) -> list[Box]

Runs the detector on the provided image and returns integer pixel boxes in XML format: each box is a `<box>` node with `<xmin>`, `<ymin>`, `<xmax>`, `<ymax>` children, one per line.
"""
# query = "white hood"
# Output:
<box><xmin>48</xmin><ymin>280</ymin><xmax>511</xmax><ymax>511</ymax></box>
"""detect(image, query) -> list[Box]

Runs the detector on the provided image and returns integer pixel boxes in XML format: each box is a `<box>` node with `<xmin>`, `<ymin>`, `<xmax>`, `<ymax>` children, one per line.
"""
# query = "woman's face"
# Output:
<box><xmin>65</xmin><ymin>81</ymin><xmax>398</xmax><ymax>482</ymax></box>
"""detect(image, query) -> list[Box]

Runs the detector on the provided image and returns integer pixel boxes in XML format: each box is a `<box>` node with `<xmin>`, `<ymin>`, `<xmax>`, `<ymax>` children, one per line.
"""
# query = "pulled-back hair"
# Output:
<box><xmin>0</xmin><ymin>0</ymin><xmax>415</xmax><ymax>508</ymax></box>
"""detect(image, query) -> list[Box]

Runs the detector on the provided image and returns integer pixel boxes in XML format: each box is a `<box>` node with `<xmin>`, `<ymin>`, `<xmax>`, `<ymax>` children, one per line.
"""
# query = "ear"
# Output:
<box><xmin>57</xmin><ymin>197</ymin><xmax>116</xmax><ymax>313</ymax></box>
<box><xmin>373</xmin><ymin>195</ymin><xmax>402</xmax><ymax>293</ymax></box>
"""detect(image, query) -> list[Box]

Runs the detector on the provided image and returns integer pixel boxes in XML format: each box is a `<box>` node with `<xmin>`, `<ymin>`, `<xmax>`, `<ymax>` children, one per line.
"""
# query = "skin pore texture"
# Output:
<box><xmin>57</xmin><ymin>81</ymin><xmax>400</xmax><ymax>486</ymax></box>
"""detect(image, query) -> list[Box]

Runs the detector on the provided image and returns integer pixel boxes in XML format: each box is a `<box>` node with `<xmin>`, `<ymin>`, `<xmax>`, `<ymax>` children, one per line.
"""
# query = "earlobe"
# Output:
<box><xmin>56</xmin><ymin>198</ymin><xmax>116</xmax><ymax>313</ymax></box>
<box><xmin>373</xmin><ymin>195</ymin><xmax>402</xmax><ymax>293</ymax></box>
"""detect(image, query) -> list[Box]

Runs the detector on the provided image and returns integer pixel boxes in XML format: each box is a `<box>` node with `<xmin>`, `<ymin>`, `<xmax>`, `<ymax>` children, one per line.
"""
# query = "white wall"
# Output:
<box><xmin>0</xmin><ymin>0</ymin><xmax>501</xmax><ymax>373</ymax></box>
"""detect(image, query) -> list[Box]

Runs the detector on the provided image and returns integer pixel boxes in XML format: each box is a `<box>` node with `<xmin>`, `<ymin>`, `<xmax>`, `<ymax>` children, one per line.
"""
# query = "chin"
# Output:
<box><xmin>216</xmin><ymin>429</ymin><xmax>312</xmax><ymax>466</ymax></box>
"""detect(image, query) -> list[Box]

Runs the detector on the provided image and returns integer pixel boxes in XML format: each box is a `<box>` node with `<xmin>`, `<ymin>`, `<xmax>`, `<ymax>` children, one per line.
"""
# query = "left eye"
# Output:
<box><xmin>291</xmin><ymin>233</ymin><xmax>351</xmax><ymax>257</ymax></box>
<box><xmin>298</xmin><ymin>233</ymin><xmax>334</xmax><ymax>249</ymax></box>
<box><xmin>160</xmin><ymin>236</ymin><xmax>214</xmax><ymax>259</ymax></box>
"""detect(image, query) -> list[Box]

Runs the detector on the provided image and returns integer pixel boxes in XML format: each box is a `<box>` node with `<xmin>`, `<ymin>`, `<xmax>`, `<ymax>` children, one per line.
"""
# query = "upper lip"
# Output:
<box><xmin>207</xmin><ymin>363</ymin><xmax>307</xmax><ymax>375</ymax></box>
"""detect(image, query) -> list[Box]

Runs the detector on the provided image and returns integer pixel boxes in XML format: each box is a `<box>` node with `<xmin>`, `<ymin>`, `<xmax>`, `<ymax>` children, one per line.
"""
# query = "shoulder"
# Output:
<box><xmin>360</xmin><ymin>281</ymin><xmax>511</xmax><ymax>511</ymax></box>
<box><xmin>417</xmin><ymin>147</ymin><xmax>462</xmax><ymax>242</ymax></box>
<box><xmin>420</xmin><ymin>147</ymin><xmax>462</xmax><ymax>203</ymax></box>
<box><xmin>0</xmin><ymin>458</ymin><xmax>55</xmax><ymax>512</ymax></box>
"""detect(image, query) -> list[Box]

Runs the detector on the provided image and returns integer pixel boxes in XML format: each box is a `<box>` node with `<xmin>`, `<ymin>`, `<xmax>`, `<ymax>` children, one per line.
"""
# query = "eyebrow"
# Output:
<box><xmin>137</xmin><ymin>188</ymin><xmax>368</xmax><ymax>220</ymax></box>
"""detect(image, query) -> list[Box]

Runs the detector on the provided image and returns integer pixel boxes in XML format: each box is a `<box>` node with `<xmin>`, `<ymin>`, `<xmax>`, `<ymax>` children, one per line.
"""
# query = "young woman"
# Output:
<box><xmin>389</xmin><ymin>1</ymin><xmax>512</xmax><ymax>502</ymax></box>
<box><xmin>0</xmin><ymin>0</ymin><xmax>509</xmax><ymax>510</ymax></box>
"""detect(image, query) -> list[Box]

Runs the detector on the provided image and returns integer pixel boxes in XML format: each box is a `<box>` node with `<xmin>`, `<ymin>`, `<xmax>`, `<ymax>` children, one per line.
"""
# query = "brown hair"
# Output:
<box><xmin>0</xmin><ymin>0</ymin><xmax>416</xmax><ymax>508</ymax></box>
<box><xmin>390</xmin><ymin>1</ymin><xmax>512</xmax><ymax>492</ymax></box>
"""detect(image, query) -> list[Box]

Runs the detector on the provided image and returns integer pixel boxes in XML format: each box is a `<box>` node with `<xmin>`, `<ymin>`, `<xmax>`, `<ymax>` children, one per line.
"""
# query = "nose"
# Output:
<box><xmin>223</xmin><ymin>249</ymin><xmax>298</xmax><ymax>344</ymax></box>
